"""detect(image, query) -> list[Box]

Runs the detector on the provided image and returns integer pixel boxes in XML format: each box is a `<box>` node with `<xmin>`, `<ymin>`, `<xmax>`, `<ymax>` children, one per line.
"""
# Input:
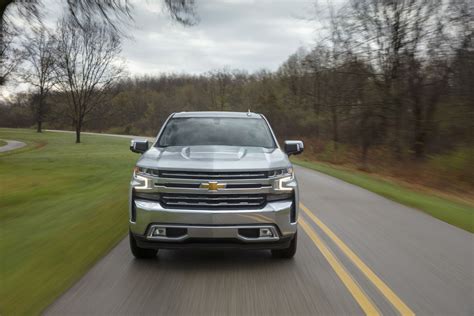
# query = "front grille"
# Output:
<box><xmin>158</xmin><ymin>170</ymin><xmax>268</xmax><ymax>180</ymax></box>
<box><xmin>160</xmin><ymin>182</ymin><xmax>269</xmax><ymax>189</ymax></box>
<box><xmin>161</xmin><ymin>194</ymin><xmax>266</xmax><ymax>209</ymax></box>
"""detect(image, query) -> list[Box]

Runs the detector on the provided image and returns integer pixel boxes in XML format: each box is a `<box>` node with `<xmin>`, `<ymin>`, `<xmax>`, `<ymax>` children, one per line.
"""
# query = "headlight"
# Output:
<box><xmin>274</xmin><ymin>176</ymin><xmax>296</xmax><ymax>191</ymax></box>
<box><xmin>268</xmin><ymin>167</ymin><xmax>294</xmax><ymax>178</ymax></box>
<box><xmin>271</xmin><ymin>167</ymin><xmax>295</xmax><ymax>191</ymax></box>
<box><xmin>133</xmin><ymin>166</ymin><xmax>158</xmax><ymax>177</ymax></box>
<box><xmin>132</xmin><ymin>166</ymin><xmax>156</xmax><ymax>189</ymax></box>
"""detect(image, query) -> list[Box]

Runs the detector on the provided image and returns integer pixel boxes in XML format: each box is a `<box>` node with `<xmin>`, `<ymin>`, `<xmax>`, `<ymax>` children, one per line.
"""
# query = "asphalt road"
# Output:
<box><xmin>44</xmin><ymin>158</ymin><xmax>473</xmax><ymax>315</ymax></box>
<box><xmin>0</xmin><ymin>139</ymin><xmax>26</xmax><ymax>152</ymax></box>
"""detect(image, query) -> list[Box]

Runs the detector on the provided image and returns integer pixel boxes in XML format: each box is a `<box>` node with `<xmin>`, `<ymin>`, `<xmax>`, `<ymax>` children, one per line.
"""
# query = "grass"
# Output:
<box><xmin>0</xmin><ymin>128</ymin><xmax>137</xmax><ymax>315</ymax></box>
<box><xmin>292</xmin><ymin>158</ymin><xmax>473</xmax><ymax>233</ymax></box>
<box><xmin>0</xmin><ymin>139</ymin><xmax>7</xmax><ymax>147</ymax></box>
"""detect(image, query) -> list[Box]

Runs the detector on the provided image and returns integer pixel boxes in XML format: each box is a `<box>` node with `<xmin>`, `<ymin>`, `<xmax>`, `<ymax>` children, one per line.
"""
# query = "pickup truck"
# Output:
<box><xmin>128</xmin><ymin>111</ymin><xmax>303</xmax><ymax>259</ymax></box>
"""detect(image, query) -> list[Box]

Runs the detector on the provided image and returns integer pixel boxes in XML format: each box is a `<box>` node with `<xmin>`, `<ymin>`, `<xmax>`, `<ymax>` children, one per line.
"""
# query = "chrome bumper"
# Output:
<box><xmin>129</xmin><ymin>199</ymin><xmax>298</xmax><ymax>242</ymax></box>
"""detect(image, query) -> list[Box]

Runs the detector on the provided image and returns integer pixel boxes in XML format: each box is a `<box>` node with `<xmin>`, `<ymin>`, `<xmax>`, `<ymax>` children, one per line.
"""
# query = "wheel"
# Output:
<box><xmin>129</xmin><ymin>232</ymin><xmax>158</xmax><ymax>259</ymax></box>
<box><xmin>271</xmin><ymin>232</ymin><xmax>297</xmax><ymax>259</ymax></box>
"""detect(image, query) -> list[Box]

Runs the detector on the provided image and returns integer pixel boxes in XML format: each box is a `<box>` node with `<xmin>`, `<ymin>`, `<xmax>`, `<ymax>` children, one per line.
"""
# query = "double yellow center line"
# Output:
<box><xmin>300</xmin><ymin>203</ymin><xmax>415</xmax><ymax>316</ymax></box>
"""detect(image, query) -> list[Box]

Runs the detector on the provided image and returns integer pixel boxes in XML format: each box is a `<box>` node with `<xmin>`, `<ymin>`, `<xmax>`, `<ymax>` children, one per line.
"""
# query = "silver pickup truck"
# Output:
<box><xmin>128</xmin><ymin>111</ymin><xmax>303</xmax><ymax>259</ymax></box>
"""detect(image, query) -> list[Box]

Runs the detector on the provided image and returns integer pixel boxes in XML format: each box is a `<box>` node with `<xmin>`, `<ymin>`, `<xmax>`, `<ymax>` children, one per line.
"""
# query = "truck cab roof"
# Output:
<box><xmin>172</xmin><ymin>111</ymin><xmax>262</xmax><ymax>119</ymax></box>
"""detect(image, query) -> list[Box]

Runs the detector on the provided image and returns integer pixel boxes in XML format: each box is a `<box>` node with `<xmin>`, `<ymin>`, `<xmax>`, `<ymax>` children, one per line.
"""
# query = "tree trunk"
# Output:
<box><xmin>331</xmin><ymin>105</ymin><xmax>339</xmax><ymax>151</ymax></box>
<box><xmin>75</xmin><ymin>124</ymin><xmax>81</xmax><ymax>143</ymax></box>
<box><xmin>36</xmin><ymin>96</ymin><xmax>43</xmax><ymax>133</ymax></box>
<box><xmin>313</xmin><ymin>100</ymin><xmax>320</xmax><ymax>138</ymax></box>
<box><xmin>313</xmin><ymin>80</ymin><xmax>320</xmax><ymax>138</ymax></box>
<box><xmin>412</xmin><ymin>103</ymin><xmax>425</xmax><ymax>160</ymax></box>
<box><xmin>392</xmin><ymin>99</ymin><xmax>403</xmax><ymax>160</ymax></box>
<box><xmin>413</xmin><ymin>130</ymin><xmax>426</xmax><ymax>160</ymax></box>
<box><xmin>359</xmin><ymin>111</ymin><xmax>371</xmax><ymax>170</ymax></box>
<box><xmin>361</xmin><ymin>142</ymin><xmax>369</xmax><ymax>170</ymax></box>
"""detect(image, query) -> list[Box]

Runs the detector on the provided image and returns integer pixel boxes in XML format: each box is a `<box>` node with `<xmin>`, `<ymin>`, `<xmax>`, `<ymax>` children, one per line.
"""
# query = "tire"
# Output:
<box><xmin>271</xmin><ymin>232</ymin><xmax>297</xmax><ymax>259</ymax></box>
<box><xmin>129</xmin><ymin>232</ymin><xmax>158</xmax><ymax>259</ymax></box>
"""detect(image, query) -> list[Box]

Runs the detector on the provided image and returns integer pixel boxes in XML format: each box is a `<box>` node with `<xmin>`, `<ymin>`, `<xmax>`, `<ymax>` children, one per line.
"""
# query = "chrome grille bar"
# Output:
<box><xmin>159</xmin><ymin>170</ymin><xmax>268</xmax><ymax>179</ymax></box>
<box><xmin>164</xmin><ymin>201</ymin><xmax>263</xmax><ymax>207</ymax></box>
<box><xmin>163</xmin><ymin>195</ymin><xmax>264</xmax><ymax>201</ymax></box>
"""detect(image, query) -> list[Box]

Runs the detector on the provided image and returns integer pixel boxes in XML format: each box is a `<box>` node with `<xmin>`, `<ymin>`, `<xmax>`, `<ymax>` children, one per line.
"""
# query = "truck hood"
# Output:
<box><xmin>137</xmin><ymin>145</ymin><xmax>290</xmax><ymax>171</ymax></box>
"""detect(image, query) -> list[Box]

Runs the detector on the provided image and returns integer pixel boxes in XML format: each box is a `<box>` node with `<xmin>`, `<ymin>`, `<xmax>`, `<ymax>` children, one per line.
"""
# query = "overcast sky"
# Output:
<box><xmin>2</xmin><ymin>0</ymin><xmax>319</xmax><ymax>99</ymax></box>
<box><xmin>123</xmin><ymin>0</ymin><xmax>317</xmax><ymax>74</ymax></box>
<box><xmin>42</xmin><ymin>0</ymin><xmax>318</xmax><ymax>74</ymax></box>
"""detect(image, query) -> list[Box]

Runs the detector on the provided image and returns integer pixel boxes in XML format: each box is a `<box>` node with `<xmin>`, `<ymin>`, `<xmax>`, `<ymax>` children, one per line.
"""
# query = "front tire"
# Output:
<box><xmin>271</xmin><ymin>232</ymin><xmax>297</xmax><ymax>259</ymax></box>
<box><xmin>129</xmin><ymin>232</ymin><xmax>158</xmax><ymax>259</ymax></box>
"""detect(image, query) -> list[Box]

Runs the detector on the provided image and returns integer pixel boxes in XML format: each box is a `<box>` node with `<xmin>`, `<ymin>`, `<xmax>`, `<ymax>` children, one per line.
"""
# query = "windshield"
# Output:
<box><xmin>156</xmin><ymin>117</ymin><xmax>276</xmax><ymax>148</ymax></box>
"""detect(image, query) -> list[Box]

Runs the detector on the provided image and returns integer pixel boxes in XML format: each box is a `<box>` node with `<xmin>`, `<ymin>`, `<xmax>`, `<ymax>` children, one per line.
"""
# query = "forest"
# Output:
<box><xmin>1</xmin><ymin>0</ymin><xmax>472</xmax><ymax>195</ymax></box>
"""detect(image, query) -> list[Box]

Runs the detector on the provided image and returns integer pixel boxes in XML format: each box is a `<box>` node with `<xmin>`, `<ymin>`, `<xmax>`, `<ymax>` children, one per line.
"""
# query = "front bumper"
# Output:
<box><xmin>129</xmin><ymin>199</ymin><xmax>297</xmax><ymax>247</ymax></box>
<box><xmin>132</xmin><ymin>234</ymin><xmax>294</xmax><ymax>250</ymax></box>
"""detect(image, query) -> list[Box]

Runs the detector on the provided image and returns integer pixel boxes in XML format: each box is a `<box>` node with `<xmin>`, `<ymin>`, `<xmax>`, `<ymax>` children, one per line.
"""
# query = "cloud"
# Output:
<box><xmin>121</xmin><ymin>0</ymin><xmax>317</xmax><ymax>75</ymax></box>
<box><xmin>2</xmin><ymin>0</ymin><xmax>318</xmax><ymax>99</ymax></box>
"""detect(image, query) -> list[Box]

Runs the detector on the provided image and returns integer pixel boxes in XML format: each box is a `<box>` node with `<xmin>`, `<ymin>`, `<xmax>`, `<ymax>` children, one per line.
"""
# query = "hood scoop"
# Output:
<box><xmin>180</xmin><ymin>146</ymin><xmax>247</xmax><ymax>161</ymax></box>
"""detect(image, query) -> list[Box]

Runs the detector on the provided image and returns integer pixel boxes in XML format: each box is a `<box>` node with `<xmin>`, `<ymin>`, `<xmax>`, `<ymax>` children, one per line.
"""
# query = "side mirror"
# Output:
<box><xmin>130</xmin><ymin>139</ymin><xmax>149</xmax><ymax>154</ymax></box>
<box><xmin>284</xmin><ymin>140</ymin><xmax>304</xmax><ymax>156</ymax></box>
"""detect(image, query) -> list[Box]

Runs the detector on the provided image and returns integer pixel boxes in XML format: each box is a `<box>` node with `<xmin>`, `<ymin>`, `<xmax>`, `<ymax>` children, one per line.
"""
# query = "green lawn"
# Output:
<box><xmin>0</xmin><ymin>139</ymin><xmax>7</xmax><ymax>147</ymax></box>
<box><xmin>293</xmin><ymin>158</ymin><xmax>473</xmax><ymax>233</ymax></box>
<box><xmin>0</xmin><ymin>128</ymin><xmax>137</xmax><ymax>315</ymax></box>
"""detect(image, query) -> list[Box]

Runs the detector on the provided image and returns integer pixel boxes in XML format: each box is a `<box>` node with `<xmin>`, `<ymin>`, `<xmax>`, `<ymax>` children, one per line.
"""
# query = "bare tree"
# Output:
<box><xmin>0</xmin><ymin>3</ymin><xmax>28</xmax><ymax>86</ymax></box>
<box><xmin>21</xmin><ymin>27</ymin><xmax>56</xmax><ymax>132</ymax></box>
<box><xmin>55</xmin><ymin>17</ymin><xmax>124</xmax><ymax>143</ymax></box>
<box><xmin>0</xmin><ymin>0</ymin><xmax>197</xmax><ymax>85</ymax></box>
<box><xmin>208</xmin><ymin>68</ymin><xmax>233</xmax><ymax>110</ymax></box>
<box><xmin>336</xmin><ymin>0</ymin><xmax>462</xmax><ymax>159</ymax></box>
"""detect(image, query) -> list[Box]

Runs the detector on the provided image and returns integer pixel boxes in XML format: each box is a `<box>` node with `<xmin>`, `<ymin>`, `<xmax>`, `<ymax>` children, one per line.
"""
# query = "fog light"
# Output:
<box><xmin>153</xmin><ymin>227</ymin><xmax>166</xmax><ymax>236</ymax></box>
<box><xmin>259</xmin><ymin>228</ymin><xmax>273</xmax><ymax>237</ymax></box>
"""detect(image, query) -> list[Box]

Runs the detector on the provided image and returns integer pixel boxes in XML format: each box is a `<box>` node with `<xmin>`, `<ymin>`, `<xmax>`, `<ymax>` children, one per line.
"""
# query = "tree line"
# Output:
<box><xmin>0</xmin><ymin>0</ymin><xmax>472</xmax><ymax>189</ymax></box>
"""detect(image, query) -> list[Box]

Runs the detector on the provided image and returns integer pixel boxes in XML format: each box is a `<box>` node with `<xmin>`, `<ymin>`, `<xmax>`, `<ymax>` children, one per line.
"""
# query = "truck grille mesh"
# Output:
<box><xmin>161</xmin><ymin>194</ymin><xmax>266</xmax><ymax>209</ymax></box>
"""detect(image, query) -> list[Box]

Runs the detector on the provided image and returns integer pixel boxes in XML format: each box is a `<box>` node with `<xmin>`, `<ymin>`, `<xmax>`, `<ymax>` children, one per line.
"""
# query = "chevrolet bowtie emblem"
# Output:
<box><xmin>200</xmin><ymin>181</ymin><xmax>226</xmax><ymax>191</ymax></box>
